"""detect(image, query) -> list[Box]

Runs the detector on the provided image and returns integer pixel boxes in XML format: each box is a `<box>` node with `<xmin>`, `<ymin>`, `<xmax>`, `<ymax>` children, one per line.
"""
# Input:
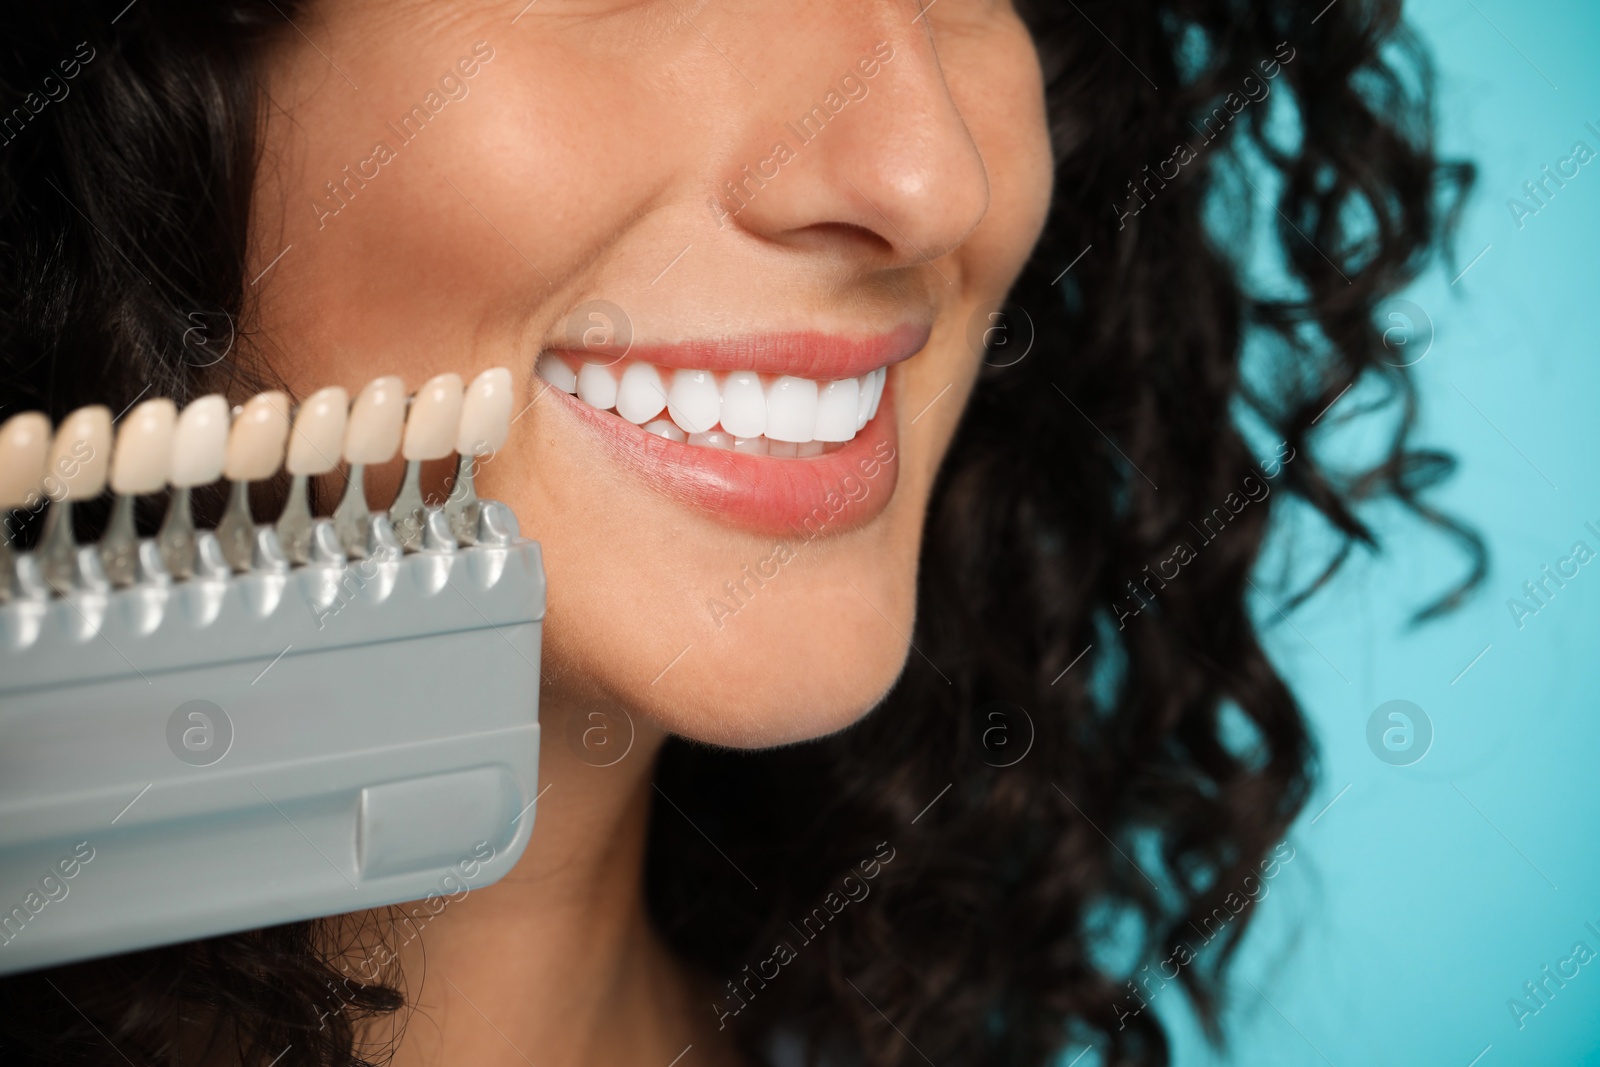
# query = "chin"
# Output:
<box><xmin>526</xmin><ymin>464</ymin><xmax>926</xmax><ymax>752</ymax></box>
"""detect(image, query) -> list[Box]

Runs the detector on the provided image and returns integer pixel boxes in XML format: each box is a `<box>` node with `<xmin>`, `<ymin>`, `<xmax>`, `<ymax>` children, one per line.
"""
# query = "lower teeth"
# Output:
<box><xmin>624</xmin><ymin>417</ymin><xmax>844</xmax><ymax>456</ymax></box>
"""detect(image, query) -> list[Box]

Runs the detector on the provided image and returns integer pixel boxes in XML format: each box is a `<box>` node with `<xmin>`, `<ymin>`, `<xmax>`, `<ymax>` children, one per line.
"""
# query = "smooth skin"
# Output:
<box><xmin>250</xmin><ymin>0</ymin><xmax>1053</xmax><ymax>1063</ymax></box>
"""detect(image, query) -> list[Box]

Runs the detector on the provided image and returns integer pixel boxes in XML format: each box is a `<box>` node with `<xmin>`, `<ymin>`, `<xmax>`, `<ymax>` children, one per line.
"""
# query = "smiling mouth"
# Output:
<box><xmin>534</xmin><ymin>354</ymin><xmax>886</xmax><ymax>457</ymax></box>
<box><xmin>531</xmin><ymin>325</ymin><xmax>924</xmax><ymax>534</ymax></box>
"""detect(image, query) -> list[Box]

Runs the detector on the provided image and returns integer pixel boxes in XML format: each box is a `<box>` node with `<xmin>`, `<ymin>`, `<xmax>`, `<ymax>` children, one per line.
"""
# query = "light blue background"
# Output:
<box><xmin>1139</xmin><ymin>1</ymin><xmax>1600</xmax><ymax>1064</ymax></box>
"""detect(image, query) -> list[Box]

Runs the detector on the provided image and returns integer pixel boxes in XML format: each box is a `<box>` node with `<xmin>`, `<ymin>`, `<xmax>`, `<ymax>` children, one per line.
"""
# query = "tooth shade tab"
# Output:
<box><xmin>344</xmin><ymin>376</ymin><xmax>406</xmax><ymax>465</ymax></box>
<box><xmin>459</xmin><ymin>368</ymin><xmax>513</xmax><ymax>456</ymax></box>
<box><xmin>169</xmin><ymin>395</ymin><xmax>231</xmax><ymax>489</ymax></box>
<box><xmin>403</xmin><ymin>373</ymin><xmax>465</xmax><ymax>461</ymax></box>
<box><xmin>0</xmin><ymin>412</ymin><xmax>52</xmax><ymax>508</ymax></box>
<box><xmin>287</xmin><ymin>386</ymin><xmax>349</xmax><ymax>476</ymax></box>
<box><xmin>49</xmin><ymin>405</ymin><xmax>112</xmax><ymax>501</ymax></box>
<box><xmin>111</xmin><ymin>399</ymin><xmax>177</xmax><ymax>495</ymax></box>
<box><xmin>224</xmin><ymin>391</ymin><xmax>291</xmax><ymax>482</ymax></box>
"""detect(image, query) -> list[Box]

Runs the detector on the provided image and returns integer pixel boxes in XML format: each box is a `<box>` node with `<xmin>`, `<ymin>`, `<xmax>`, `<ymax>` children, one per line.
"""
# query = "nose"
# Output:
<box><xmin>717</xmin><ymin>16</ymin><xmax>991</xmax><ymax>271</ymax></box>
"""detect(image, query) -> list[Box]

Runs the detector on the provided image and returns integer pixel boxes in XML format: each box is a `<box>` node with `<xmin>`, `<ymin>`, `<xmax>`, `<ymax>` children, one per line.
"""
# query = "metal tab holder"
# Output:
<box><xmin>0</xmin><ymin>501</ymin><xmax>544</xmax><ymax>977</ymax></box>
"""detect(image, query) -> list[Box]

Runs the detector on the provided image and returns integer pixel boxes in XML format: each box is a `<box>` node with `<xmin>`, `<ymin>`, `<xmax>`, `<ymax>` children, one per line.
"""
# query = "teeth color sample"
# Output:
<box><xmin>616</xmin><ymin>362</ymin><xmax>668</xmax><ymax>424</ymax></box>
<box><xmin>48</xmin><ymin>406</ymin><xmax>112</xmax><ymax>501</ymax></box>
<box><xmin>344</xmin><ymin>376</ymin><xmax>406</xmax><ymax>465</ymax></box>
<box><xmin>0</xmin><ymin>412</ymin><xmax>51</xmax><ymax>508</ymax></box>
<box><xmin>719</xmin><ymin>370</ymin><xmax>767</xmax><ymax>439</ymax></box>
<box><xmin>576</xmin><ymin>361</ymin><xmax>618</xmax><ymax>412</ymax></box>
<box><xmin>224</xmin><ymin>391</ymin><xmax>291</xmax><ymax>482</ymax></box>
<box><xmin>868</xmin><ymin>368</ymin><xmax>885</xmax><ymax>420</ymax></box>
<box><xmin>111</xmin><ymin>399</ymin><xmax>177</xmax><ymax>495</ymax></box>
<box><xmin>403</xmin><ymin>373</ymin><xmax>465</xmax><ymax>461</ymax></box>
<box><xmin>764</xmin><ymin>376</ymin><xmax>818</xmax><ymax>443</ymax></box>
<box><xmin>458</xmin><ymin>368</ymin><xmax>513</xmax><ymax>456</ymax></box>
<box><xmin>814</xmin><ymin>378</ymin><xmax>860</xmax><ymax>442</ymax></box>
<box><xmin>170</xmin><ymin>395</ymin><xmax>231</xmax><ymax>488</ymax></box>
<box><xmin>286</xmin><ymin>386</ymin><xmax>349</xmax><ymax>476</ymax></box>
<box><xmin>666</xmin><ymin>369</ymin><xmax>720</xmax><ymax>435</ymax></box>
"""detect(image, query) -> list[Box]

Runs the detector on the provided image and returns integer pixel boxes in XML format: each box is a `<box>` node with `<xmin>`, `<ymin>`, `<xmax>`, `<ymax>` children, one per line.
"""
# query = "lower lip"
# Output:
<box><xmin>543</xmin><ymin>374</ymin><xmax>900</xmax><ymax>537</ymax></box>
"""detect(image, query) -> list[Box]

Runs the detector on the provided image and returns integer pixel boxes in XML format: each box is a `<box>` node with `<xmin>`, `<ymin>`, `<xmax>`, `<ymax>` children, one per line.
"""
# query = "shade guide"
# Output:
<box><xmin>402</xmin><ymin>373</ymin><xmax>465</xmax><ymax>462</ymax></box>
<box><xmin>286</xmin><ymin>386</ymin><xmax>348</xmax><ymax>476</ymax></box>
<box><xmin>5</xmin><ymin>368</ymin><xmax>518</xmax><ymax>593</ymax></box>
<box><xmin>110</xmin><ymin>399</ymin><xmax>177</xmax><ymax>496</ymax></box>
<box><xmin>0</xmin><ymin>412</ymin><xmax>51</xmax><ymax>509</ymax></box>
<box><xmin>459</xmin><ymin>368</ymin><xmax>514</xmax><ymax>456</ymax></box>
<box><xmin>47</xmin><ymin>406</ymin><xmax>112</xmax><ymax>502</ymax></box>
<box><xmin>170</xmin><ymin>395</ymin><xmax>231</xmax><ymax>489</ymax></box>
<box><xmin>223</xmin><ymin>392</ymin><xmax>291</xmax><ymax>482</ymax></box>
<box><xmin>344</xmin><ymin>376</ymin><xmax>406</xmax><ymax>465</ymax></box>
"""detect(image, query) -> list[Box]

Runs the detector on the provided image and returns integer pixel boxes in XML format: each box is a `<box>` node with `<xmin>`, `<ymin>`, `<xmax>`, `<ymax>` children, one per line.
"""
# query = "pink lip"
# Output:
<box><xmin>546</xmin><ymin>323</ymin><xmax>930</xmax><ymax>381</ymax></box>
<box><xmin>544</xmin><ymin>372</ymin><xmax>901</xmax><ymax>537</ymax></box>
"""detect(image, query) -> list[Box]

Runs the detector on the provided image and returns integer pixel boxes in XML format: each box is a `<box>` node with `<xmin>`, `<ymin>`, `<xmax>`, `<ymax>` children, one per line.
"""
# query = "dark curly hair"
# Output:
<box><xmin>0</xmin><ymin>0</ymin><xmax>1479</xmax><ymax>1064</ymax></box>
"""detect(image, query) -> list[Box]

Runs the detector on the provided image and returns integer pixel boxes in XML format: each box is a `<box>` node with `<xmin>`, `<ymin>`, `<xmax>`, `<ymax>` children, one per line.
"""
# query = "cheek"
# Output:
<box><xmin>950</xmin><ymin>22</ymin><xmax>1055</xmax><ymax>295</ymax></box>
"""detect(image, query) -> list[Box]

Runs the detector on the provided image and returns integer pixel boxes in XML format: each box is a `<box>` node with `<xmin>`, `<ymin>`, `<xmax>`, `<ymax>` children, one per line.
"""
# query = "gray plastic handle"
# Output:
<box><xmin>0</xmin><ymin>505</ymin><xmax>545</xmax><ymax>976</ymax></box>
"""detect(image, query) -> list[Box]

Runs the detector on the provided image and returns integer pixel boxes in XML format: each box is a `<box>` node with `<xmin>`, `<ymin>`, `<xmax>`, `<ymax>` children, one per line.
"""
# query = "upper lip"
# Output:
<box><xmin>545</xmin><ymin>321</ymin><xmax>931</xmax><ymax>381</ymax></box>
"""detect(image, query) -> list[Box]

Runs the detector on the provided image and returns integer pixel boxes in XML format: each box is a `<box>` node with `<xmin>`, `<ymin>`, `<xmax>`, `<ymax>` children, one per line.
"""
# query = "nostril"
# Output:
<box><xmin>786</xmin><ymin>220</ymin><xmax>896</xmax><ymax>257</ymax></box>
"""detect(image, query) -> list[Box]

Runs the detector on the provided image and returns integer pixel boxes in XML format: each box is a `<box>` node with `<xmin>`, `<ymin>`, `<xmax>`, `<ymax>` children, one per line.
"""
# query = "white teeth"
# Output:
<box><xmin>538</xmin><ymin>355</ymin><xmax>578</xmax><ymax>394</ymax></box>
<box><xmin>576</xmin><ymin>361</ymin><xmax>618</xmax><ymax>411</ymax></box>
<box><xmin>687</xmin><ymin>430</ymin><xmax>735</xmax><ymax>450</ymax></box>
<box><xmin>719</xmin><ymin>370</ymin><xmax>767</xmax><ymax>438</ymax></box>
<box><xmin>667</xmin><ymin>369</ymin><xmax>720</xmax><ymax>435</ymax></box>
<box><xmin>616</xmin><ymin>362</ymin><xmax>668</xmax><ymax>424</ymax></box>
<box><xmin>814</xmin><ymin>378</ymin><xmax>860</xmax><ymax>442</ymax></box>
<box><xmin>764</xmin><ymin>376</ymin><xmax>818</xmax><ymax>443</ymax></box>
<box><xmin>549</xmin><ymin>354</ymin><xmax>889</xmax><ymax>455</ymax></box>
<box><xmin>640</xmin><ymin>418</ymin><xmax>686</xmax><ymax>443</ymax></box>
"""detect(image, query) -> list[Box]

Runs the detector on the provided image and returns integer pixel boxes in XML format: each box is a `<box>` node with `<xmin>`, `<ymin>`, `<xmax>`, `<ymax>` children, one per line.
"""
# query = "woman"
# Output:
<box><xmin>0</xmin><ymin>0</ymin><xmax>1475</xmax><ymax>1064</ymax></box>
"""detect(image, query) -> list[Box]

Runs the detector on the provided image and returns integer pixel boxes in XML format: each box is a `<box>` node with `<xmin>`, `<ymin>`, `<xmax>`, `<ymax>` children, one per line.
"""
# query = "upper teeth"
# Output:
<box><xmin>538</xmin><ymin>355</ymin><xmax>886</xmax><ymax>450</ymax></box>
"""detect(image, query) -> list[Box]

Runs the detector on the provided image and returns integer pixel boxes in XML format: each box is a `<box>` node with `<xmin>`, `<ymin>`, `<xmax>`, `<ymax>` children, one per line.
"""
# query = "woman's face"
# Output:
<box><xmin>254</xmin><ymin>0</ymin><xmax>1052</xmax><ymax>747</ymax></box>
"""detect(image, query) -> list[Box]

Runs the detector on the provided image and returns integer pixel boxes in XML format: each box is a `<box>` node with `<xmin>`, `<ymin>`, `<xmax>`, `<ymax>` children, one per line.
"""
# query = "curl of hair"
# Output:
<box><xmin>0</xmin><ymin>1</ymin><xmax>1478</xmax><ymax>1065</ymax></box>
